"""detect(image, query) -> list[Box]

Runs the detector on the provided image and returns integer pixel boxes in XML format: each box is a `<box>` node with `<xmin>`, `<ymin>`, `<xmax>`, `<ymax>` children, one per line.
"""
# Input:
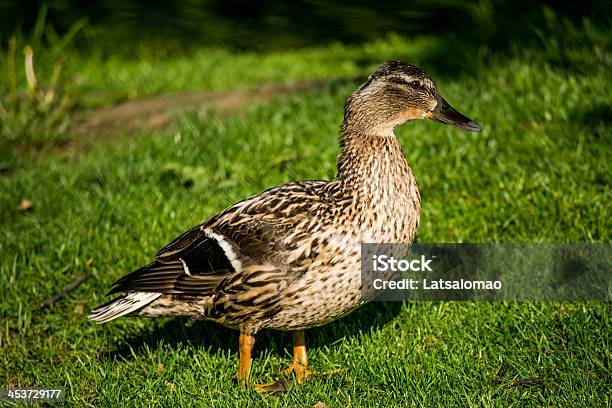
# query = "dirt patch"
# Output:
<box><xmin>70</xmin><ymin>79</ymin><xmax>331</xmax><ymax>146</ymax></box>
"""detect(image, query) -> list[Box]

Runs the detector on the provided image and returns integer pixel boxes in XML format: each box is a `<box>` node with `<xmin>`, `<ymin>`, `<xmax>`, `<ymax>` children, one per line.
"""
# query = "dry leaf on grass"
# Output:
<box><xmin>18</xmin><ymin>199</ymin><xmax>33</xmax><ymax>211</ymax></box>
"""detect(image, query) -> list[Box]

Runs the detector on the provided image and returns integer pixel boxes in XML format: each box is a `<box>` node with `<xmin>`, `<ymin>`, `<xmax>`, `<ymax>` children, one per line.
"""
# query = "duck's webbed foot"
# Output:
<box><xmin>282</xmin><ymin>360</ymin><xmax>314</xmax><ymax>381</ymax></box>
<box><xmin>253</xmin><ymin>380</ymin><xmax>291</xmax><ymax>394</ymax></box>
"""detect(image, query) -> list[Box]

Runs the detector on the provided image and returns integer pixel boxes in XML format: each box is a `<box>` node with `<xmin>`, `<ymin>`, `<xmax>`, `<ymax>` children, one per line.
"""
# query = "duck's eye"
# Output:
<box><xmin>386</xmin><ymin>76</ymin><xmax>409</xmax><ymax>86</ymax></box>
<box><xmin>386</xmin><ymin>76</ymin><xmax>431</xmax><ymax>94</ymax></box>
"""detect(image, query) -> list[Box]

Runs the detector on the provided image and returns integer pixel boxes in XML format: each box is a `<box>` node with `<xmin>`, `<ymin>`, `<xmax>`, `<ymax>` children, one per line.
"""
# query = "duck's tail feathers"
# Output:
<box><xmin>88</xmin><ymin>292</ymin><xmax>162</xmax><ymax>323</ymax></box>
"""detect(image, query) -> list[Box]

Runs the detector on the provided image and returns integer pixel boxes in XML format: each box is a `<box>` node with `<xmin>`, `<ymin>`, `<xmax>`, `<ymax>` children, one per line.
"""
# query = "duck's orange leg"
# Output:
<box><xmin>236</xmin><ymin>331</ymin><xmax>255</xmax><ymax>387</ymax></box>
<box><xmin>282</xmin><ymin>330</ymin><xmax>313</xmax><ymax>383</ymax></box>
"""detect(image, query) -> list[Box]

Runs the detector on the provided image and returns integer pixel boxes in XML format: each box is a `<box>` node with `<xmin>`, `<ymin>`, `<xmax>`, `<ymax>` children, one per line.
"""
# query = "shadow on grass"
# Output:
<box><xmin>102</xmin><ymin>301</ymin><xmax>402</xmax><ymax>363</ymax></box>
<box><xmin>572</xmin><ymin>103</ymin><xmax>612</xmax><ymax>127</ymax></box>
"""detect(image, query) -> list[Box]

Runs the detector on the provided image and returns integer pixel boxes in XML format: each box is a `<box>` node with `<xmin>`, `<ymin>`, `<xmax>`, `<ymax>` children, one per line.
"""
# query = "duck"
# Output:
<box><xmin>89</xmin><ymin>60</ymin><xmax>481</xmax><ymax>391</ymax></box>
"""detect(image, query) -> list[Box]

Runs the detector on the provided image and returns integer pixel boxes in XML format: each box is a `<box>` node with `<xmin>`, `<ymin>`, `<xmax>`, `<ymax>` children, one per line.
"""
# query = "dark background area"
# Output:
<box><xmin>1</xmin><ymin>0</ymin><xmax>610</xmax><ymax>52</ymax></box>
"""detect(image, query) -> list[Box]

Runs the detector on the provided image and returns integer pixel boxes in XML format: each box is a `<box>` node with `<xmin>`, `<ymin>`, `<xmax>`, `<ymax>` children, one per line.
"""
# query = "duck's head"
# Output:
<box><xmin>343</xmin><ymin>61</ymin><xmax>481</xmax><ymax>135</ymax></box>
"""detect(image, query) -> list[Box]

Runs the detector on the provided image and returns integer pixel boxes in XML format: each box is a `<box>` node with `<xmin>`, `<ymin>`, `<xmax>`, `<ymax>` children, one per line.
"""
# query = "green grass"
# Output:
<box><xmin>0</xmin><ymin>16</ymin><xmax>610</xmax><ymax>407</ymax></box>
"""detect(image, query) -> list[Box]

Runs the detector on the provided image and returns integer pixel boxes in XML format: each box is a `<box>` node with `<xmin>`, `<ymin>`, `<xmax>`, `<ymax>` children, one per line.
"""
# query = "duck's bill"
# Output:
<box><xmin>428</xmin><ymin>97</ymin><xmax>482</xmax><ymax>132</ymax></box>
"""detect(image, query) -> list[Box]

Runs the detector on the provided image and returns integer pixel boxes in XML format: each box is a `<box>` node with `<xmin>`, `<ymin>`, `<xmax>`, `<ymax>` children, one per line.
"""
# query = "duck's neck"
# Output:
<box><xmin>336</xmin><ymin>126</ymin><xmax>415</xmax><ymax>200</ymax></box>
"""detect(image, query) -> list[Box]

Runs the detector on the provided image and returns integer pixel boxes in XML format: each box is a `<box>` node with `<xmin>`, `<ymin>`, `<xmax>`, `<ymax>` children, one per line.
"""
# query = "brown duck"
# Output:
<box><xmin>90</xmin><ymin>61</ymin><xmax>481</xmax><ymax>391</ymax></box>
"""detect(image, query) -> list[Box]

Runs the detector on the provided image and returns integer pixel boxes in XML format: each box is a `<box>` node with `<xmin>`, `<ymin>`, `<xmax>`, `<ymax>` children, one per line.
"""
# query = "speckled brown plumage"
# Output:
<box><xmin>90</xmin><ymin>61</ymin><xmax>481</xmax><ymax>389</ymax></box>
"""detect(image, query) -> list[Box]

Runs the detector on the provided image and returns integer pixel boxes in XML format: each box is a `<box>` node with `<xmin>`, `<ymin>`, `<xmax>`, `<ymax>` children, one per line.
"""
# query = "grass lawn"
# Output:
<box><xmin>0</xmin><ymin>14</ymin><xmax>610</xmax><ymax>408</ymax></box>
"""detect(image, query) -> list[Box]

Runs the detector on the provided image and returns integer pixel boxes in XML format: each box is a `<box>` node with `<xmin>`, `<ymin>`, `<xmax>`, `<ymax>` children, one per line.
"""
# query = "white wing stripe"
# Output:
<box><xmin>179</xmin><ymin>258</ymin><xmax>191</xmax><ymax>275</ymax></box>
<box><xmin>202</xmin><ymin>228</ymin><xmax>243</xmax><ymax>270</ymax></box>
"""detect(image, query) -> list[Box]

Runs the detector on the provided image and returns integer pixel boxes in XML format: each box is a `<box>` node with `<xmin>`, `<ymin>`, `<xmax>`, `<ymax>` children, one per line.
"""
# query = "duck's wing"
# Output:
<box><xmin>108</xmin><ymin>181</ymin><xmax>334</xmax><ymax>318</ymax></box>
